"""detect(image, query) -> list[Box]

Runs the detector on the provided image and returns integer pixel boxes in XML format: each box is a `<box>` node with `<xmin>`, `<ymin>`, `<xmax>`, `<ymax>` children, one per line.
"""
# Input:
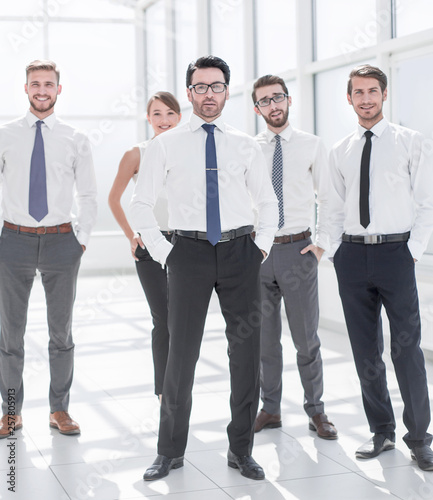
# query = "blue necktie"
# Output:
<box><xmin>202</xmin><ymin>124</ymin><xmax>221</xmax><ymax>245</ymax></box>
<box><xmin>29</xmin><ymin>120</ymin><xmax>48</xmax><ymax>222</ymax></box>
<box><xmin>272</xmin><ymin>135</ymin><xmax>284</xmax><ymax>229</ymax></box>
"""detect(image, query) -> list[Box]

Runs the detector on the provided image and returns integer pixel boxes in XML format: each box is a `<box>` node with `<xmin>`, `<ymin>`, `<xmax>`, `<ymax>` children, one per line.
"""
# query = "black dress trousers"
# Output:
<box><xmin>334</xmin><ymin>241</ymin><xmax>432</xmax><ymax>448</ymax></box>
<box><xmin>157</xmin><ymin>233</ymin><xmax>263</xmax><ymax>458</ymax></box>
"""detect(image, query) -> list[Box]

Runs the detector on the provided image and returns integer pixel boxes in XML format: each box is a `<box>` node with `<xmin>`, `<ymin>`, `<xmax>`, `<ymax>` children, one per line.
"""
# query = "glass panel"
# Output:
<box><xmin>315</xmin><ymin>62</ymin><xmax>375</xmax><ymax>150</ymax></box>
<box><xmin>255</xmin><ymin>0</ymin><xmax>296</xmax><ymax>75</ymax></box>
<box><xmin>396</xmin><ymin>0</ymin><xmax>433</xmax><ymax>37</ymax></box>
<box><xmin>174</xmin><ymin>0</ymin><xmax>198</xmax><ymax>97</ymax></box>
<box><xmin>395</xmin><ymin>53</ymin><xmax>433</xmax><ymax>253</ymax></box>
<box><xmin>0</xmin><ymin>21</ymin><xmax>45</xmax><ymax>117</ymax></box>
<box><xmin>315</xmin><ymin>0</ymin><xmax>377</xmax><ymax>60</ymax></box>
<box><xmin>49</xmin><ymin>22</ymin><xmax>136</xmax><ymax>117</ymax></box>
<box><xmin>54</xmin><ymin>0</ymin><xmax>134</xmax><ymax>19</ymax></box>
<box><xmin>0</xmin><ymin>0</ymin><xmax>42</xmax><ymax>16</ymax></box>
<box><xmin>222</xmin><ymin>94</ymin><xmax>246</xmax><ymax>132</ymax></box>
<box><xmin>210</xmin><ymin>0</ymin><xmax>244</xmax><ymax>88</ymax></box>
<box><xmin>145</xmin><ymin>2</ymin><xmax>169</xmax><ymax>99</ymax></box>
<box><xmin>68</xmin><ymin>118</ymin><xmax>138</xmax><ymax>232</ymax></box>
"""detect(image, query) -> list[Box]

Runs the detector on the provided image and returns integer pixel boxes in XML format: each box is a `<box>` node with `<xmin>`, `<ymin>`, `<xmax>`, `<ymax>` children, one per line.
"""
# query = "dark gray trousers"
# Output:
<box><xmin>259</xmin><ymin>238</ymin><xmax>325</xmax><ymax>417</ymax></box>
<box><xmin>0</xmin><ymin>227</ymin><xmax>83</xmax><ymax>415</ymax></box>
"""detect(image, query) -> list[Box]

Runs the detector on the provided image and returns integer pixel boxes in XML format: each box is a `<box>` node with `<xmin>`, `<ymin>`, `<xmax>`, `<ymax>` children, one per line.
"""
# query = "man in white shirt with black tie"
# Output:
<box><xmin>252</xmin><ymin>75</ymin><xmax>337</xmax><ymax>440</ymax></box>
<box><xmin>132</xmin><ymin>56</ymin><xmax>278</xmax><ymax>481</ymax></box>
<box><xmin>0</xmin><ymin>60</ymin><xmax>97</xmax><ymax>438</ymax></box>
<box><xmin>328</xmin><ymin>64</ymin><xmax>433</xmax><ymax>470</ymax></box>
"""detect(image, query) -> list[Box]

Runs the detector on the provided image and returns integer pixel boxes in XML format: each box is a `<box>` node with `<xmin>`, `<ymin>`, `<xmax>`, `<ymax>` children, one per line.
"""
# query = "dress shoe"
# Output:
<box><xmin>411</xmin><ymin>445</ymin><xmax>433</xmax><ymax>471</ymax></box>
<box><xmin>49</xmin><ymin>411</ymin><xmax>80</xmax><ymax>435</ymax></box>
<box><xmin>227</xmin><ymin>449</ymin><xmax>265</xmax><ymax>480</ymax></box>
<box><xmin>309</xmin><ymin>413</ymin><xmax>338</xmax><ymax>440</ymax></box>
<box><xmin>143</xmin><ymin>455</ymin><xmax>184</xmax><ymax>481</ymax></box>
<box><xmin>0</xmin><ymin>414</ymin><xmax>22</xmax><ymax>439</ymax></box>
<box><xmin>254</xmin><ymin>409</ymin><xmax>282</xmax><ymax>432</ymax></box>
<box><xmin>356</xmin><ymin>434</ymin><xmax>395</xmax><ymax>459</ymax></box>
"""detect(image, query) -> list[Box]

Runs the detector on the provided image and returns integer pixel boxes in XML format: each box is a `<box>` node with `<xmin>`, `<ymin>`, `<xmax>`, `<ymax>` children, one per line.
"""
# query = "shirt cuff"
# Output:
<box><xmin>254</xmin><ymin>233</ymin><xmax>274</xmax><ymax>258</ymax></box>
<box><xmin>407</xmin><ymin>239</ymin><xmax>423</xmax><ymax>262</ymax></box>
<box><xmin>151</xmin><ymin>238</ymin><xmax>173</xmax><ymax>266</ymax></box>
<box><xmin>76</xmin><ymin>230</ymin><xmax>90</xmax><ymax>247</ymax></box>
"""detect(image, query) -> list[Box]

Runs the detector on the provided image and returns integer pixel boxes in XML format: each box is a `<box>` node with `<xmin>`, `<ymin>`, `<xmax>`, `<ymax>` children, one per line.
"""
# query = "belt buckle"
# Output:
<box><xmin>219</xmin><ymin>231</ymin><xmax>231</xmax><ymax>242</ymax></box>
<box><xmin>364</xmin><ymin>234</ymin><xmax>382</xmax><ymax>244</ymax></box>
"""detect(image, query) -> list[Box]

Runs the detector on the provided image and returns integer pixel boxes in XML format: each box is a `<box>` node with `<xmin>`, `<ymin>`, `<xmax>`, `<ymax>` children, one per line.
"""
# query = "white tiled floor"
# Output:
<box><xmin>2</xmin><ymin>271</ymin><xmax>433</xmax><ymax>499</ymax></box>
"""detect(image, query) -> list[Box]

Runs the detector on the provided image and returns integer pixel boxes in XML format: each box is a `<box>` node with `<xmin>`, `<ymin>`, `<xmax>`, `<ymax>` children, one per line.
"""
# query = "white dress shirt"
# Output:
<box><xmin>135</xmin><ymin>140</ymin><xmax>169</xmax><ymax>232</ymax></box>
<box><xmin>328</xmin><ymin>118</ymin><xmax>433</xmax><ymax>261</ymax></box>
<box><xmin>0</xmin><ymin>111</ymin><xmax>97</xmax><ymax>246</ymax></box>
<box><xmin>255</xmin><ymin>125</ymin><xmax>329</xmax><ymax>251</ymax></box>
<box><xmin>131</xmin><ymin>113</ymin><xmax>278</xmax><ymax>266</ymax></box>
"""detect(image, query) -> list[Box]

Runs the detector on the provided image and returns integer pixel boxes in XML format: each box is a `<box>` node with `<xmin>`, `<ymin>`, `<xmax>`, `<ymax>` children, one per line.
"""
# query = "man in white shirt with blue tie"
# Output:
<box><xmin>328</xmin><ymin>64</ymin><xmax>433</xmax><ymax>470</ymax></box>
<box><xmin>0</xmin><ymin>60</ymin><xmax>97</xmax><ymax>438</ymax></box>
<box><xmin>132</xmin><ymin>55</ymin><xmax>278</xmax><ymax>481</ymax></box>
<box><xmin>252</xmin><ymin>75</ymin><xmax>337</xmax><ymax>440</ymax></box>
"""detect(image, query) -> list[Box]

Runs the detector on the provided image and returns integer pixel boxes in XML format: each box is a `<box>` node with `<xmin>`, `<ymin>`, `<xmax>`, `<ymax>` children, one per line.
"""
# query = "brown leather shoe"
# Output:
<box><xmin>0</xmin><ymin>414</ymin><xmax>22</xmax><ymax>439</ymax></box>
<box><xmin>49</xmin><ymin>411</ymin><xmax>80</xmax><ymax>435</ymax></box>
<box><xmin>309</xmin><ymin>413</ymin><xmax>338</xmax><ymax>440</ymax></box>
<box><xmin>254</xmin><ymin>409</ymin><xmax>282</xmax><ymax>433</ymax></box>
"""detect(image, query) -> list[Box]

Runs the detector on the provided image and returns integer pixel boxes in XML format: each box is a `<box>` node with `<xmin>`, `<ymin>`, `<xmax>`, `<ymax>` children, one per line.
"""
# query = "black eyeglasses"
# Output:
<box><xmin>255</xmin><ymin>93</ymin><xmax>288</xmax><ymax>108</ymax></box>
<box><xmin>188</xmin><ymin>82</ymin><xmax>227</xmax><ymax>94</ymax></box>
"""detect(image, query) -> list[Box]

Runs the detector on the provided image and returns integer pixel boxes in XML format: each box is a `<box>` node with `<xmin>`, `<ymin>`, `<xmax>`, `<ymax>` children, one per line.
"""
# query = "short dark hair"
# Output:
<box><xmin>252</xmin><ymin>75</ymin><xmax>289</xmax><ymax>104</ymax></box>
<box><xmin>347</xmin><ymin>64</ymin><xmax>387</xmax><ymax>95</ymax></box>
<box><xmin>26</xmin><ymin>59</ymin><xmax>60</xmax><ymax>84</ymax></box>
<box><xmin>146</xmin><ymin>91</ymin><xmax>181</xmax><ymax>115</ymax></box>
<box><xmin>186</xmin><ymin>55</ymin><xmax>230</xmax><ymax>87</ymax></box>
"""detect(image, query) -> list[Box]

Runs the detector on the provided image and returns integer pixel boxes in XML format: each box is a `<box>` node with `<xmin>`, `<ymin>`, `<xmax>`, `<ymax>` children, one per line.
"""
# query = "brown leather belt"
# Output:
<box><xmin>274</xmin><ymin>230</ymin><xmax>311</xmax><ymax>244</ymax></box>
<box><xmin>4</xmin><ymin>221</ymin><xmax>73</xmax><ymax>235</ymax></box>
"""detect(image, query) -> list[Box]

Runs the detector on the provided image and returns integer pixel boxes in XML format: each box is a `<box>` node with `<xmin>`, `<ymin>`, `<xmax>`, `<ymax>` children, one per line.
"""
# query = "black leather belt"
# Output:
<box><xmin>175</xmin><ymin>225</ymin><xmax>253</xmax><ymax>242</ymax></box>
<box><xmin>342</xmin><ymin>232</ymin><xmax>410</xmax><ymax>245</ymax></box>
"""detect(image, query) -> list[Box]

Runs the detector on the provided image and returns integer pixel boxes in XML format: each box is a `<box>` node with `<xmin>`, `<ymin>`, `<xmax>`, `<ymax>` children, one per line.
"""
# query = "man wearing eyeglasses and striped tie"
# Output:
<box><xmin>132</xmin><ymin>56</ymin><xmax>278</xmax><ymax>481</ymax></box>
<box><xmin>252</xmin><ymin>75</ymin><xmax>337</xmax><ymax>441</ymax></box>
<box><xmin>0</xmin><ymin>60</ymin><xmax>97</xmax><ymax>438</ymax></box>
<box><xmin>328</xmin><ymin>64</ymin><xmax>433</xmax><ymax>470</ymax></box>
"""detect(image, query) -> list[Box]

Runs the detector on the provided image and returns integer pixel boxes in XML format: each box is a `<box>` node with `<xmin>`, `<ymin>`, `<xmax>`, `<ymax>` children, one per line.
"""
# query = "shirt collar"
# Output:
<box><xmin>189</xmin><ymin>112</ymin><xmax>226</xmax><ymax>133</ymax></box>
<box><xmin>357</xmin><ymin>117</ymin><xmax>388</xmax><ymax>139</ymax></box>
<box><xmin>25</xmin><ymin>110</ymin><xmax>56</xmax><ymax>130</ymax></box>
<box><xmin>264</xmin><ymin>123</ymin><xmax>293</xmax><ymax>143</ymax></box>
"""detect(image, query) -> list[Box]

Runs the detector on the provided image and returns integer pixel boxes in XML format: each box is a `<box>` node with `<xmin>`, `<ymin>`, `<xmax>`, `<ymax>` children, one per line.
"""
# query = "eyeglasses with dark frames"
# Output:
<box><xmin>255</xmin><ymin>93</ymin><xmax>288</xmax><ymax>108</ymax></box>
<box><xmin>188</xmin><ymin>82</ymin><xmax>227</xmax><ymax>94</ymax></box>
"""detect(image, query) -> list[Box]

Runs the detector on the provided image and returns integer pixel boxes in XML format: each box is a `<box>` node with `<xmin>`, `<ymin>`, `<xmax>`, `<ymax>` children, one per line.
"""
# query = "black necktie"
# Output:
<box><xmin>360</xmin><ymin>130</ymin><xmax>373</xmax><ymax>228</ymax></box>
<box><xmin>202</xmin><ymin>124</ymin><xmax>221</xmax><ymax>245</ymax></box>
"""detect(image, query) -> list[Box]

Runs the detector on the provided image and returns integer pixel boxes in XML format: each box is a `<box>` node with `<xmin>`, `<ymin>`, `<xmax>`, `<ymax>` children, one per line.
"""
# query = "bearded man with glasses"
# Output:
<box><xmin>252</xmin><ymin>74</ymin><xmax>338</xmax><ymax>440</ymax></box>
<box><xmin>132</xmin><ymin>56</ymin><xmax>278</xmax><ymax>481</ymax></box>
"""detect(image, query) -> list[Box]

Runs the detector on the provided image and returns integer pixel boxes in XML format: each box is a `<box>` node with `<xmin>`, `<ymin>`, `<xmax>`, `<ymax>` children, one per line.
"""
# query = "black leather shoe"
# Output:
<box><xmin>411</xmin><ymin>445</ymin><xmax>433</xmax><ymax>471</ymax></box>
<box><xmin>227</xmin><ymin>449</ymin><xmax>265</xmax><ymax>480</ymax></box>
<box><xmin>143</xmin><ymin>455</ymin><xmax>184</xmax><ymax>481</ymax></box>
<box><xmin>355</xmin><ymin>434</ymin><xmax>395</xmax><ymax>459</ymax></box>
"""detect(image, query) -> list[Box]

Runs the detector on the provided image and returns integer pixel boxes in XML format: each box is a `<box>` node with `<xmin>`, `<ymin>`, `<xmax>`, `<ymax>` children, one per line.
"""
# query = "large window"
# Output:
<box><xmin>395</xmin><ymin>0</ymin><xmax>433</xmax><ymax>37</ymax></box>
<box><xmin>255</xmin><ymin>0</ymin><xmax>296</xmax><ymax>76</ymax></box>
<box><xmin>314</xmin><ymin>0</ymin><xmax>377</xmax><ymax>60</ymax></box>
<box><xmin>210</xmin><ymin>0</ymin><xmax>245</xmax><ymax>88</ymax></box>
<box><xmin>0</xmin><ymin>2</ymin><xmax>138</xmax><ymax>233</ymax></box>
